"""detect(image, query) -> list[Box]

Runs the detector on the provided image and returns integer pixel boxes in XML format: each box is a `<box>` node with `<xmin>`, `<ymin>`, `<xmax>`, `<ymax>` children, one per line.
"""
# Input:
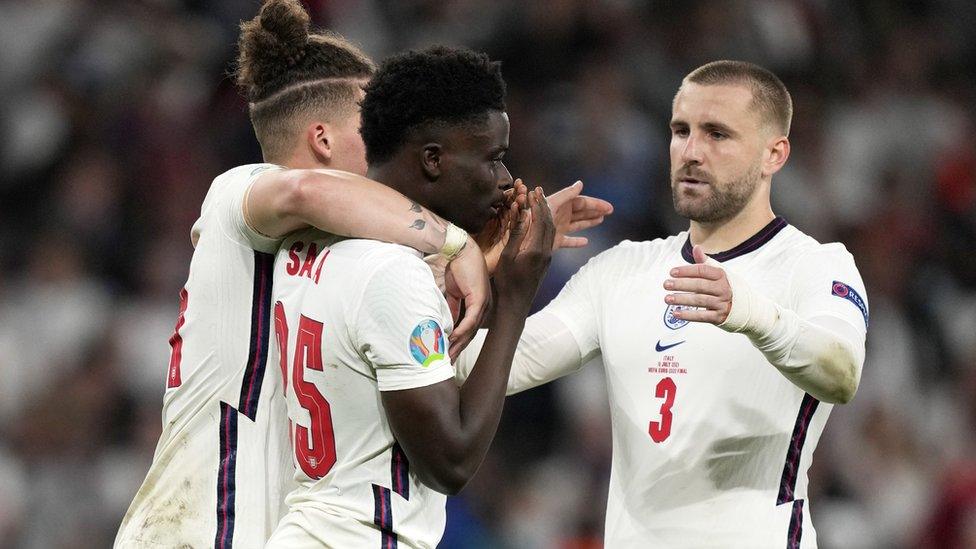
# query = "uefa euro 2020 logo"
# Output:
<box><xmin>409</xmin><ymin>319</ymin><xmax>446</xmax><ymax>367</ymax></box>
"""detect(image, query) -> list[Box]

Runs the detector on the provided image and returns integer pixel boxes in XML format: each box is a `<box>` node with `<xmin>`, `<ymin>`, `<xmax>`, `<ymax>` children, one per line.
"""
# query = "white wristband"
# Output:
<box><xmin>439</xmin><ymin>223</ymin><xmax>468</xmax><ymax>261</ymax></box>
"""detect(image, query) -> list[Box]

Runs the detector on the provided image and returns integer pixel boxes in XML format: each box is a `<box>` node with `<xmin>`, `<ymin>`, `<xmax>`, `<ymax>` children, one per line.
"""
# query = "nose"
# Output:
<box><xmin>680</xmin><ymin>133</ymin><xmax>703</xmax><ymax>165</ymax></box>
<box><xmin>497</xmin><ymin>163</ymin><xmax>514</xmax><ymax>190</ymax></box>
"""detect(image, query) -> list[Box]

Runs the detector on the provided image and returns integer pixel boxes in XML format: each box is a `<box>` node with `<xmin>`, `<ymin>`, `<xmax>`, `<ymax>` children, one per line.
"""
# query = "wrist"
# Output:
<box><xmin>439</xmin><ymin>223</ymin><xmax>469</xmax><ymax>261</ymax></box>
<box><xmin>718</xmin><ymin>269</ymin><xmax>778</xmax><ymax>336</ymax></box>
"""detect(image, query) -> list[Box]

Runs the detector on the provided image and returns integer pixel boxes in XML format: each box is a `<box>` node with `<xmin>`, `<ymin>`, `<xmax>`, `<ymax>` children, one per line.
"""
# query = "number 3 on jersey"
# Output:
<box><xmin>274</xmin><ymin>301</ymin><xmax>337</xmax><ymax>479</ymax></box>
<box><xmin>648</xmin><ymin>377</ymin><xmax>677</xmax><ymax>443</ymax></box>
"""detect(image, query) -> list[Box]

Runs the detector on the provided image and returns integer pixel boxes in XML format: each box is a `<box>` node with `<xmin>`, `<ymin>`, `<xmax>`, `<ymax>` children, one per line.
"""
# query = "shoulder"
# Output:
<box><xmin>578</xmin><ymin>235</ymin><xmax>683</xmax><ymax>276</ymax></box>
<box><xmin>342</xmin><ymin>240</ymin><xmax>434</xmax><ymax>290</ymax></box>
<box><xmin>209</xmin><ymin>163</ymin><xmax>279</xmax><ymax>196</ymax></box>
<box><xmin>763</xmin><ymin>225</ymin><xmax>857</xmax><ymax>270</ymax></box>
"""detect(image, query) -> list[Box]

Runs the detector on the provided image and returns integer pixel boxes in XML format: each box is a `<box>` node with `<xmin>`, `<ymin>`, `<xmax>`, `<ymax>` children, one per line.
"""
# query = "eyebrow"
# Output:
<box><xmin>670</xmin><ymin>118</ymin><xmax>738</xmax><ymax>137</ymax></box>
<box><xmin>701</xmin><ymin>121</ymin><xmax>737</xmax><ymax>136</ymax></box>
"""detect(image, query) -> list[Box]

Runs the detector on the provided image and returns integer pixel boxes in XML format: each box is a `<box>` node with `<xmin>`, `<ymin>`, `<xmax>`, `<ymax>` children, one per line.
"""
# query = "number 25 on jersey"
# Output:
<box><xmin>274</xmin><ymin>301</ymin><xmax>337</xmax><ymax>479</ymax></box>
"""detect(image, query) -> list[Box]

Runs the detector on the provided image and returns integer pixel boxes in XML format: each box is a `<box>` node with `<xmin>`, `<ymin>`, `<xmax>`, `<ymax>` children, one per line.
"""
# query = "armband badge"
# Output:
<box><xmin>831</xmin><ymin>281</ymin><xmax>868</xmax><ymax>328</ymax></box>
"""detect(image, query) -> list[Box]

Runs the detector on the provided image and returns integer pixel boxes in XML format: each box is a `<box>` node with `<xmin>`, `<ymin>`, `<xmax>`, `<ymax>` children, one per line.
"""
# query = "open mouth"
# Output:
<box><xmin>679</xmin><ymin>177</ymin><xmax>708</xmax><ymax>186</ymax></box>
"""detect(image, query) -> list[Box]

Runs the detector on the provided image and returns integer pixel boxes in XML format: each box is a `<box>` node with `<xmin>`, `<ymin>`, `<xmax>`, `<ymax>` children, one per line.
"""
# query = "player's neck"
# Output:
<box><xmin>367</xmin><ymin>164</ymin><xmax>414</xmax><ymax>198</ymax></box>
<box><xmin>688</xmin><ymin>201</ymin><xmax>776</xmax><ymax>254</ymax></box>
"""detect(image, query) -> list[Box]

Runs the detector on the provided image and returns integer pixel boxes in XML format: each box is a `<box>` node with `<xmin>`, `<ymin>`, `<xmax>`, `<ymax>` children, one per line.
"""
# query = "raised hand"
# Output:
<box><xmin>475</xmin><ymin>179</ymin><xmax>528</xmax><ymax>273</ymax></box>
<box><xmin>663</xmin><ymin>245</ymin><xmax>733</xmax><ymax>325</ymax></box>
<box><xmin>442</xmin><ymin>234</ymin><xmax>490</xmax><ymax>359</ymax></box>
<box><xmin>547</xmin><ymin>181</ymin><xmax>613</xmax><ymax>249</ymax></box>
<box><xmin>492</xmin><ymin>187</ymin><xmax>556</xmax><ymax>310</ymax></box>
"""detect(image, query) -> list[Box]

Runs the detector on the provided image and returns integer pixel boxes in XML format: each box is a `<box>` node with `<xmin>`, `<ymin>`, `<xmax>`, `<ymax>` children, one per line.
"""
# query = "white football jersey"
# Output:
<box><xmin>456</xmin><ymin>217</ymin><xmax>868</xmax><ymax>548</ymax></box>
<box><xmin>547</xmin><ymin>218</ymin><xmax>868</xmax><ymax>548</ymax></box>
<box><xmin>116</xmin><ymin>164</ymin><xmax>294</xmax><ymax>549</ymax></box>
<box><xmin>266</xmin><ymin>231</ymin><xmax>456</xmax><ymax>549</ymax></box>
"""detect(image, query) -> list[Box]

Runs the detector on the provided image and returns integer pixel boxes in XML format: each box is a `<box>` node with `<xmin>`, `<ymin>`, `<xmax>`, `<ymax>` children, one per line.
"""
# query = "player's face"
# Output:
<box><xmin>326</xmin><ymin>88</ymin><xmax>369</xmax><ymax>176</ymax></box>
<box><xmin>669</xmin><ymin>82</ymin><xmax>766</xmax><ymax>223</ymax></box>
<box><xmin>432</xmin><ymin>110</ymin><xmax>513</xmax><ymax>233</ymax></box>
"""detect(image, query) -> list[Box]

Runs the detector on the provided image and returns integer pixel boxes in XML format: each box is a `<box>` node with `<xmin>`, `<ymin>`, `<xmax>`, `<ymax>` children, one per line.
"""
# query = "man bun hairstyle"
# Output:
<box><xmin>235</xmin><ymin>0</ymin><xmax>375</xmax><ymax>160</ymax></box>
<box><xmin>360</xmin><ymin>46</ymin><xmax>506</xmax><ymax>165</ymax></box>
<box><xmin>684</xmin><ymin>60</ymin><xmax>793</xmax><ymax>136</ymax></box>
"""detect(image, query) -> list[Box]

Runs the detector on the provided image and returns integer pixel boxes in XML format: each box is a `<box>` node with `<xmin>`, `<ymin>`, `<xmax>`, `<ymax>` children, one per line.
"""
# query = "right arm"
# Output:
<box><xmin>246</xmin><ymin>167</ymin><xmax>488</xmax><ymax>347</ymax></box>
<box><xmin>381</xmin><ymin>189</ymin><xmax>555</xmax><ymax>495</ymax></box>
<box><xmin>246</xmin><ymin>168</ymin><xmax>450</xmax><ymax>252</ymax></box>
<box><xmin>455</xmin><ymin>238</ymin><xmax>609</xmax><ymax>394</ymax></box>
<box><xmin>454</xmin><ymin>312</ymin><xmax>592</xmax><ymax>395</ymax></box>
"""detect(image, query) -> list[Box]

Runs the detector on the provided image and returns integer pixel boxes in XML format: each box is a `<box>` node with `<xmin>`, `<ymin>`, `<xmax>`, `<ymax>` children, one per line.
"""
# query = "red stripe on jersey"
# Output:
<box><xmin>167</xmin><ymin>288</ymin><xmax>189</xmax><ymax>388</ymax></box>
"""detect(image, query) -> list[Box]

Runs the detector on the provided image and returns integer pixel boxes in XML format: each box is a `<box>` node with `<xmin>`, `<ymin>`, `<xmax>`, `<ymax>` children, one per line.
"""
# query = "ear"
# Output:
<box><xmin>762</xmin><ymin>135</ymin><xmax>790</xmax><ymax>178</ymax></box>
<box><xmin>307</xmin><ymin>122</ymin><xmax>334</xmax><ymax>165</ymax></box>
<box><xmin>421</xmin><ymin>142</ymin><xmax>442</xmax><ymax>181</ymax></box>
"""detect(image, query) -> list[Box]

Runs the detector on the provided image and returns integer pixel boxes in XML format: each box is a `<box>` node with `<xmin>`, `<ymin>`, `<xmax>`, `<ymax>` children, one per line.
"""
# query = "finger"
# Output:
<box><xmin>502</xmin><ymin>202</ymin><xmax>531</xmax><ymax>259</ymax></box>
<box><xmin>566</xmin><ymin>216</ymin><xmax>605</xmax><ymax>233</ymax></box>
<box><xmin>546</xmin><ymin>180</ymin><xmax>583</xmax><ymax>209</ymax></box>
<box><xmin>571</xmin><ymin>195</ymin><xmax>614</xmax><ymax>216</ymax></box>
<box><xmin>693</xmin><ymin>244</ymin><xmax>724</xmax><ymax>268</ymax></box>
<box><xmin>450</xmin><ymin>294</ymin><xmax>484</xmax><ymax>344</ymax></box>
<box><xmin>558</xmin><ymin>235</ymin><xmax>588</xmax><ymax>248</ymax></box>
<box><xmin>663</xmin><ymin>277</ymin><xmax>724</xmax><ymax>296</ymax></box>
<box><xmin>517</xmin><ymin>181</ymin><xmax>530</xmax><ymax>210</ymax></box>
<box><xmin>665</xmin><ymin>292</ymin><xmax>718</xmax><ymax>309</ymax></box>
<box><xmin>448</xmin><ymin>331</ymin><xmax>473</xmax><ymax>362</ymax></box>
<box><xmin>670</xmin><ymin>307</ymin><xmax>723</xmax><ymax>325</ymax></box>
<box><xmin>670</xmin><ymin>263</ymin><xmax>724</xmax><ymax>281</ymax></box>
<box><xmin>531</xmin><ymin>187</ymin><xmax>556</xmax><ymax>249</ymax></box>
<box><xmin>509</xmin><ymin>179</ymin><xmax>528</xmax><ymax>206</ymax></box>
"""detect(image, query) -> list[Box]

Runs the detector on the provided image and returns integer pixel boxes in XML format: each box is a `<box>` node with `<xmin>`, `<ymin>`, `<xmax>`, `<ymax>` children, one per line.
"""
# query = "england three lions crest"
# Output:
<box><xmin>663</xmin><ymin>304</ymin><xmax>696</xmax><ymax>330</ymax></box>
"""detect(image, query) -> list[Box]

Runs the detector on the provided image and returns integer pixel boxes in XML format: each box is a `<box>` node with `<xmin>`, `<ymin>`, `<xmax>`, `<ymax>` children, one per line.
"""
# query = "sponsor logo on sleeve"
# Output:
<box><xmin>831</xmin><ymin>281</ymin><xmax>868</xmax><ymax>328</ymax></box>
<box><xmin>409</xmin><ymin>319</ymin><xmax>446</xmax><ymax>367</ymax></box>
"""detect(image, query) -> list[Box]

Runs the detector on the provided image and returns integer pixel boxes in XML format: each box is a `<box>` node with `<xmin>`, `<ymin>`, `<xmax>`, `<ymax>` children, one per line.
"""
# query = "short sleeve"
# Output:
<box><xmin>356</xmin><ymin>252</ymin><xmax>457</xmax><ymax>392</ymax></box>
<box><xmin>790</xmin><ymin>244</ymin><xmax>869</xmax><ymax>334</ymax></box>
<box><xmin>541</xmin><ymin>249</ymin><xmax>609</xmax><ymax>361</ymax></box>
<box><xmin>217</xmin><ymin>164</ymin><xmax>284</xmax><ymax>253</ymax></box>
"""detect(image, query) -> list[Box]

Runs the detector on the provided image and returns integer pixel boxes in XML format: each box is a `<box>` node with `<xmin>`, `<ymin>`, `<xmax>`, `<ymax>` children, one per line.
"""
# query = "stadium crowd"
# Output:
<box><xmin>0</xmin><ymin>1</ymin><xmax>974</xmax><ymax>547</ymax></box>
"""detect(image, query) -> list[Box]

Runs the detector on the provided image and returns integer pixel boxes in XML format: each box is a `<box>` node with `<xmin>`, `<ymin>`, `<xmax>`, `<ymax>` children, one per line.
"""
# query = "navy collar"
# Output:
<box><xmin>681</xmin><ymin>216</ymin><xmax>788</xmax><ymax>263</ymax></box>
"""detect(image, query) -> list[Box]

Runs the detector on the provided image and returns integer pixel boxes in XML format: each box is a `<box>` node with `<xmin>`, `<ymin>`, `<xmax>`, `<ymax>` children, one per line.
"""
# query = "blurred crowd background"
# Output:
<box><xmin>1</xmin><ymin>0</ymin><xmax>975</xmax><ymax>547</ymax></box>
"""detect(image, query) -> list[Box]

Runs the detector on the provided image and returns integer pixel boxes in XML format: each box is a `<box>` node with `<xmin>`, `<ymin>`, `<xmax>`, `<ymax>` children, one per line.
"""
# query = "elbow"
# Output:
<box><xmin>276</xmin><ymin>171</ymin><xmax>317</xmax><ymax>220</ymax></box>
<box><xmin>829</xmin><ymin>377</ymin><xmax>858</xmax><ymax>405</ymax></box>
<box><xmin>819</xmin><ymin>346</ymin><xmax>861</xmax><ymax>405</ymax></box>
<box><xmin>416</xmin><ymin>463</ymin><xmax>472</xmax><ymax>496</ymax></box>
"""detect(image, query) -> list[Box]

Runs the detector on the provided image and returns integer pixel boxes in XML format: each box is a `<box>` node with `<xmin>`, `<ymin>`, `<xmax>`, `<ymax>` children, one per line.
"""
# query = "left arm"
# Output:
<box><xmin>666</xmin><ymin>245</ymin><xmax>866</xmax><ymax>404</ymax></box>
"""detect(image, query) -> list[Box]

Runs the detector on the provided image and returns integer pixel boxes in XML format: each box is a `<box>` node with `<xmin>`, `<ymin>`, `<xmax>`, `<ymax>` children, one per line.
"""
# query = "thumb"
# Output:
<box><xmin>548</xmin><ymin>180</ymin><xmax>583</xmax><ymax>208</ymax></box>
<box><xmin>692</xmin><ymin>245</ymin><xmax>722</xmax><ymax>268</ymax></box>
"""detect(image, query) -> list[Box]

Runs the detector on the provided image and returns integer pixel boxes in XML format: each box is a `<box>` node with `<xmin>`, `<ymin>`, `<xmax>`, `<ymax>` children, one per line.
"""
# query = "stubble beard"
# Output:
<box><xmin>671</xmin><ymin>161</ymin><xmax>763</xmax><ymax>223</ymax></box>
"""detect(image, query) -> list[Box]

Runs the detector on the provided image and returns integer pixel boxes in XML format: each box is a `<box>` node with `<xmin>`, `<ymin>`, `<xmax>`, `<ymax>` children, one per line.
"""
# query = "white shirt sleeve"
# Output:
<box><xmin>356</xmin><ymin>252</ymin><xmax>457</xmax><ymax>392</ymax></box>
<box><xmin>215</xmin><ymin>164</ymin><xmax>284</xmax><ymax>253</ymax></box>
<box><xmin>720</xmin><ymin>243</ymin><xmax>868</xmax><ymax>403</ymax></box>
<box><xmin>456</xmin><ymin>249</ymin><xmax>613</xmax><ymax>394</ymax></box>
<box><xmin>790</xmin><ymin>244</ymin><xmax>869</xmax><ymax>333</ymax></box>
<box><xmin>538</xmin><ymin>250</ymin><xmax>609</xmax><ymax>361</ymax></box>
<box><xmin>455</xmin><ymin>311</ymin><xmax>588</xmax><ymax>395</ymax></box>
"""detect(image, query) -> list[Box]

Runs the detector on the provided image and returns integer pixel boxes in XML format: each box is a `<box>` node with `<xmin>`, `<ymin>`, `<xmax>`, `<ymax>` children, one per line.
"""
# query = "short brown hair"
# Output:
<box><xmin>684</xmin><ymin>60</ymin><xmax>792</xmax><ymax>136</ymax></box>
<box><xmin>235</xmin><ymin>0</ymin><xmax>375</xmax><ymax>160</ymax></box>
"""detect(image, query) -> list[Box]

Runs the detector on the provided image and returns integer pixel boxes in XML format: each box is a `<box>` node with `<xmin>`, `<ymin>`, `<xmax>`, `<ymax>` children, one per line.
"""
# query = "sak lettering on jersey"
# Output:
<box><xmin>831</xmin><ymin>281</ymin><xmax>868</xmax><ymax>328</ymax></box>
<box><xmin>285</xmin><ymin>241</ymin><xmax>330</xmax><ymax>284</ymax></box>
<box><xmin>409</xmin><ymin>320</ymin><xmax>445</xmax><ymax>367</ymax></box>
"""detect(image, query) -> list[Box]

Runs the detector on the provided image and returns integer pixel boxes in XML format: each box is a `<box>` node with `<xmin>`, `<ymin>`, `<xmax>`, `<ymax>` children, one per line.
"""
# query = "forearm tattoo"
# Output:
<box><xmin>407</xmin><ymin>200</ymin><xmax>448</xmax><ymax>253</ymax></box>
